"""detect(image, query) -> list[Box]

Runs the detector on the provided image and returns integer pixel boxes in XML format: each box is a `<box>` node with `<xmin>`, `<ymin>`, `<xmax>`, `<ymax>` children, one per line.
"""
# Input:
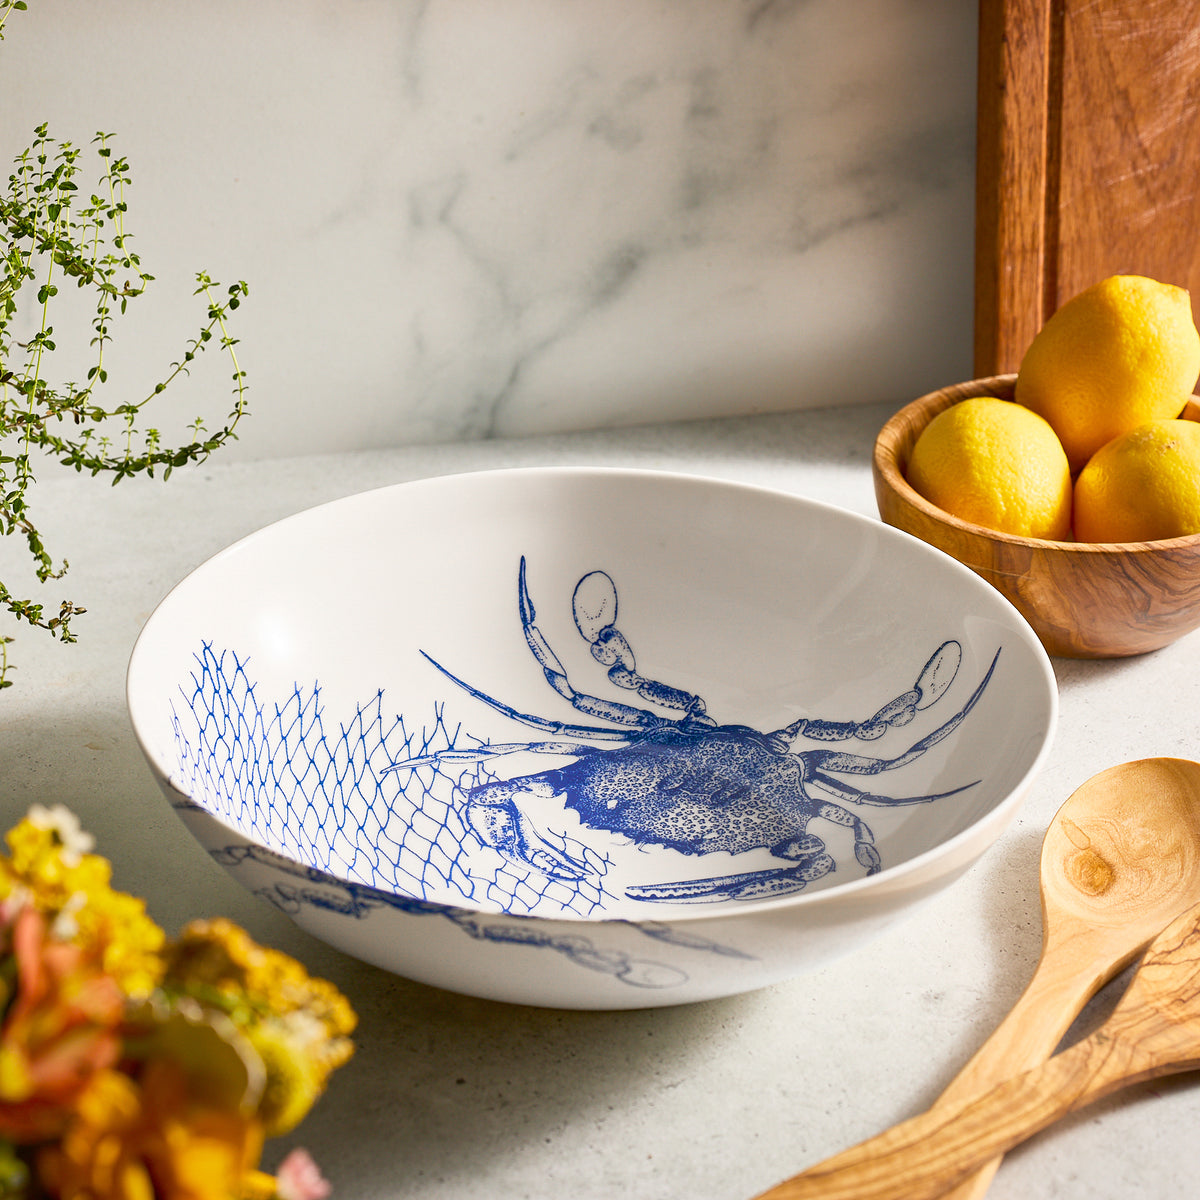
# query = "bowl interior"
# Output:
<box><xmin>128</xmin><ymin>468</ymin><xmax>1056</xmax><ymax>922</ymax></box>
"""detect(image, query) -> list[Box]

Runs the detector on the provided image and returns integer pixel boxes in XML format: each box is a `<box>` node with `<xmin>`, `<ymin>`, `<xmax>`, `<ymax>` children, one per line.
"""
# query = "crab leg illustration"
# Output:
<box><xmin>625</xmin><ymin>650</ymin><xmax>998</xmax><ymax>902</ymax></box>
<box><xmin>389</xmin><ymin>558</ymin><xmax>1000</xmax><ymax>903</ymax></box>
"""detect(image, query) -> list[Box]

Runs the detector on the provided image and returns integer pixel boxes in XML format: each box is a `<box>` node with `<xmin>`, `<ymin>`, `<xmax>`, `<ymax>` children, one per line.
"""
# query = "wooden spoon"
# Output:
<box><xmin>932</xmin><ymin>756</ymin><xmax>1200</xmax><ymax>1200</ymax></box>
<box><xmin>755</xmin><ymin>894</ymin><xmax>1200</xmax><ymax>1200</ymax></box>
<box><xmin>753</xmin><ymin>758</ymin><xmax>1200</xmax><ymax>1200</ymax></box>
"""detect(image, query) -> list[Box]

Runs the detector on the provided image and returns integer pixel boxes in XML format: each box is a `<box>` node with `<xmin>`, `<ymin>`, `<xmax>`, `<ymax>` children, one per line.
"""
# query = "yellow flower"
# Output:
<box><xmin>37</xmin><ymin>1061</ymin><xmax>267</xmax><ymax>1200</ymax></box>
<box><xmin>6</xmin><ymin>805</ymin><xmax>94</xmax><ymax>876</ymax></box>
<box><xmin>0</xmin><ymin>811</ymin><xmax>348</xmax><ymax>1198</ymax></box>
<box><xmin>139</xmin><ymin>1059</ymin><xmax>266</xmax><ymax>1200</ymax></box>
<box><xmin>75</xmin><ymin>886</ymin><xmax>165</xmax><ymax>1001</ymax></box>
<box><xmin>1</xmin><ymin>810</ymin><xmax>165</xmax><ymax>999</ymax></box>
<box><xmin>36</xmin><ymin>1068</ymin><xmax>151</xmax><ymax>1200</ymax></box>
<box><xmin>172</xmin><ymin>919</ymin><xmax>355</xmax><ymax>1039</ymax></box>
<box><xmin>244</xmin><ymin>1020</ymin><xmax>324</xmax><ymax>1137</ymax></box>
<box><xmin>163</xmin><ymin>921</ymin><xmax>355</xmax><ymax>1135</ymax></box>
<box><xmin>2</xmin><ymin>813</ymin><xmax>86</xmax><ymax>911</ymax></box>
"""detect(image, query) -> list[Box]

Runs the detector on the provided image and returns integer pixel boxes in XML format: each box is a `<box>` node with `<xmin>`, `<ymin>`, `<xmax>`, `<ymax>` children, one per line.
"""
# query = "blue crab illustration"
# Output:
<box><xmin>390</xmin><ymin>558</ymin><xmax>999</xmax><ymax>903</ymax></box>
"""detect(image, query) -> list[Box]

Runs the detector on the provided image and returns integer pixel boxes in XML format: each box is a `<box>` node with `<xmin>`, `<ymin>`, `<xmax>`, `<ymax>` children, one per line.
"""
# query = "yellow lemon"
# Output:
<box><xmin>1014</xmin><ymin>274</ymin><xmax>1200</xmax><ymax>473</ymax></box>
<box><xmin>1074</xmin><ymin>419</ymin><xmax>1200</xmax><ymax>542</ymax></box>
<box><xmin>907</xmin><ymin>397</ymin><xmax>1072</xmax><ymax>539</ymax></box>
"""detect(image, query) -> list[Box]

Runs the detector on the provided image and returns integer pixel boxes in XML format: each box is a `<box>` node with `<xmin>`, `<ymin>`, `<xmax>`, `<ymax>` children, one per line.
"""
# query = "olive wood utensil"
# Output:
<box><xmin>753</xmin><ymin>895</ymin><xmax>1200</xmax><ymax>1200</ymax></box>
<box><xmin>933</xmin><ymin>756</ymin><xmax>1200</xmax><ymax>1200</ymax></box>
<box><xmin>754</xmin><ymin>760</ymin><xmax>1200</xmax><ymax>1200</ymax></box>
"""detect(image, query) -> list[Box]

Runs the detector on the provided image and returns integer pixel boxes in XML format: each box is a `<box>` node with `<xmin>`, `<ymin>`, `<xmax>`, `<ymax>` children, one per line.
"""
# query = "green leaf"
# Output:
<box><xmin>0</xmin><ymin>83</ymin><xmax>250</xmax><ymax>690</ymax></box>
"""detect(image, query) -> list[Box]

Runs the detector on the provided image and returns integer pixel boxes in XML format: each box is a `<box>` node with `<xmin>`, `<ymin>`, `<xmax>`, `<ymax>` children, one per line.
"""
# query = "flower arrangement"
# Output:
<box><xmin>0</xmin><ymin>805</ymin><xmax>356</xmax><ymax>1199</ymax></box>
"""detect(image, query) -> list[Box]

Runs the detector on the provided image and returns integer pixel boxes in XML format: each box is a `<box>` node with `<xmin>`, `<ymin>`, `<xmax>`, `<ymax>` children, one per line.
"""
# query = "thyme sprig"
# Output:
<box><xmin>0</xmin><ymin>0</ymin><xmax>248</xmax><ymax>688</ymax></box>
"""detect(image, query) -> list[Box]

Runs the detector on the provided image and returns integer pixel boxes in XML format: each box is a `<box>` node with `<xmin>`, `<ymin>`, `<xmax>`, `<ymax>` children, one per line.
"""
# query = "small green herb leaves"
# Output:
<box><xmin>1</xmin><ymin>0</ymin><xmax>249</xmax><ymax>687</ymax></box>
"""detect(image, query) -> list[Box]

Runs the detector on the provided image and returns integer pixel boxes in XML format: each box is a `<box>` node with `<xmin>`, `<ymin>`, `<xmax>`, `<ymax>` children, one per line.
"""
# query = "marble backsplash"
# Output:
<box><xmin>2</xmin><ymin>0</ymin><xmax>978</xmax><ymax>461</ymax></box>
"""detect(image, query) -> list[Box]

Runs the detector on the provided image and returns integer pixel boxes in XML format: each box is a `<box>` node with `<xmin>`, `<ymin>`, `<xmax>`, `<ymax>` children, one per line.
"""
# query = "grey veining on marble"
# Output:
<box><xmin>2</xmin><ymin>0</ymin><xmax>977</xmax><ymax>459</ymax></box>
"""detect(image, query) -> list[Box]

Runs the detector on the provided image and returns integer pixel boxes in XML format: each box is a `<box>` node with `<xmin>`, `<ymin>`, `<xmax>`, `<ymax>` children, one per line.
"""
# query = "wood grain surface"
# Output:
<box><xmin>754</xmin><ymin>898</ymin><xmax>1200</xmax><ymax>1200</ymax></box>
<box><xmin>930</xmin><ymin>757</ymin><xmax>1200</xmax><ymax>1200</ymax></box>
<box><xmin>975</xmin><ymin>0</ymin><xmax>1200</xmax><ymax>375</ymax></box>
<box><xmin>872</xmin><ymin>376</ymin><xmax>1200</xmax><ymax>658</ymax></box>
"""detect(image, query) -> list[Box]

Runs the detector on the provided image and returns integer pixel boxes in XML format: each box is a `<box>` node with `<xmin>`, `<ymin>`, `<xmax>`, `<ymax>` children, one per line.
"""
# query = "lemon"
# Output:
<box><xmin>1074</xmin><ymin>419</ymin><xmax>1200</xmax><ymax>542</ymax></box>
<box><xmin>907</xmin><ymin>397</ymin><xmax>1072</xmax><ymax>538</ymax></box>
<box><xmin>1014</xmin><ymin>274</ymin><xmax>1200</xmax><ymax>473</ymax></box>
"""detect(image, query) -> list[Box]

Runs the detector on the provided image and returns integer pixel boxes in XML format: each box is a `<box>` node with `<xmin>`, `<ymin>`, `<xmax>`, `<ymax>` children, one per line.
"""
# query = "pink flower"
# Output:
<box><xmin>275</xmin><ymin>1147</ymin><xmax>332</xmax><ymax>1200</ymax></box>
<box><xmin>0</xmin><ymin>905</ymin><xmax>124</xmax><ymax>1142</ymax></box>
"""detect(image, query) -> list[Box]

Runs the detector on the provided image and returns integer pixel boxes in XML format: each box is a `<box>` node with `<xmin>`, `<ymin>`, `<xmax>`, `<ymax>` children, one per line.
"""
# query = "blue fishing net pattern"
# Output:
<box><xmin>169</xmin><ymin>644</ymin><xmax>612</xmax><ymax>917</ymax></box>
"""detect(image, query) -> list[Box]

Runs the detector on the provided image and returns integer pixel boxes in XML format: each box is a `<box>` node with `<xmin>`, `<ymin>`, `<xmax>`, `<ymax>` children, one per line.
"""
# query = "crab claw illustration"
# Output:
<box><xmin>572</xmin><ymin>569</ymin><xmax>619</xmax><ymax>643</ymax></box>
<box><xmin>912</xmin><ymin>639</ymin><xmax>963</xmax><ymax>710</ymax></box>
<box><xmin>465</xmin><ymin>782</ymin><xmax>592</xmax><ymax>882</ymax></box>
<box><xmin>852</xmin><ymin>639</ymin><xmax>964</xmax><ymax>734</ymax></box>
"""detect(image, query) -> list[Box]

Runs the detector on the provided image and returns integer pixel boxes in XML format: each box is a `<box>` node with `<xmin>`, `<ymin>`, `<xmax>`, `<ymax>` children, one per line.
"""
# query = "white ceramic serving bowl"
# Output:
<box><xmin>127</xmin><ymin>467</ymin><xmax>1057</xmax><ymax>1010</ymax></box>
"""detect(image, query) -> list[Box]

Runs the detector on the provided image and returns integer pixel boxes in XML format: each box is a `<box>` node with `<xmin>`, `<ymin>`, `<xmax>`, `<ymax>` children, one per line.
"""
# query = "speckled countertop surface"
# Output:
<box><xmin>5</xmin><ymin>401</ymin><xmax>1200</xmax><ymax>1199</ymax></box>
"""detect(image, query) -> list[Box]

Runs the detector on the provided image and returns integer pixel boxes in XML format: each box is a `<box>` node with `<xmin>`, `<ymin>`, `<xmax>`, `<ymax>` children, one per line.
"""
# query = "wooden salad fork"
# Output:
<box><xmin>755</xmin><ymin>758</ymin><xmax>1200</xmax><ymax>1200</ymax></box>
<box><xmin>755</xmin><ymin>895</ymin><xmax>1200</xmax><ymax>1199</ymax></box>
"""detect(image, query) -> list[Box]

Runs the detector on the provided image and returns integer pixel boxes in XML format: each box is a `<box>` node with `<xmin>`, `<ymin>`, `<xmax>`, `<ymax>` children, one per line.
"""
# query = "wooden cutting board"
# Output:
<box><xmin>975</xmin><ymin>0</ymin><xmax>1200</xmax><ymax>375</ymax></box>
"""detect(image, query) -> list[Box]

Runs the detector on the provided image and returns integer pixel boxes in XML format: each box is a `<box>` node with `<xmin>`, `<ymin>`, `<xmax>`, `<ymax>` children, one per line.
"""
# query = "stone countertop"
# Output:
<box><xmin>4</xmin><ymin>401</ymin><xmax>1199</xmax><ymax>1199</ymax></box>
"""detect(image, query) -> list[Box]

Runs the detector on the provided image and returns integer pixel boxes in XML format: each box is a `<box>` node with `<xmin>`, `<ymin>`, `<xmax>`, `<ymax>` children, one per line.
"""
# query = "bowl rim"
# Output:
<box><xmin>126</xmin><ymin>464</ymin><xmax>1059</xmax><ymax>925</ymax></box>
<box><xmin>874</xmin><ymin>374</ymin><xmax>1200</xmax><ymax>553</ymax></box>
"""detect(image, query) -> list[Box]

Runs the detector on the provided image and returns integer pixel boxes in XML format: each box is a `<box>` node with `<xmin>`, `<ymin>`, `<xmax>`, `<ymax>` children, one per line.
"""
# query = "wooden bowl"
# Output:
<box><xmin>873</xmin><ymin>374</ymin><xmax>1200</xmax><ymax>659</ymax></box>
